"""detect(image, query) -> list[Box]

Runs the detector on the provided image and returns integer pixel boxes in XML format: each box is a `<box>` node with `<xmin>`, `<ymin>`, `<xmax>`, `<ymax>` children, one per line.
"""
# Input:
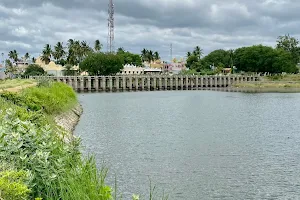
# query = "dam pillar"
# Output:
<box><xmin>165</xmin><ymin>77</ymin><xmax>168</xmax><ymax>90</ymax></box>
<box><xmin>122</xmin><ymin>76</ymin><xmax>126</xmax><ymax>91</ymax></box>
<box><xmin>80</xmin><ymin>77</ymin><xmax>84</xmax><ymax>91</ymax></box>
<box><xmin>116</xmin><ymin>77</ymin><xmax>119</xmax><ymax>91</ymax></box>
<box><xmin>158</xmin><ymin>77</ymin><xmax>162</xmax><ymax>90</ymax></box>
<box><xmin>153</xmin><ymin>77</ymin><xmax>157</xmax><ymax>90</ymax></box>
<box><xmin>74</xmin><ymin>77</ymin><xmax>78</xmax><ymax>91</ymax></box>
<box><xmin>180</xmin><ymin>76</ymin><xmax>184</xmax><ymax>90</ymax></box>
<box><xmin>101</xmin><ymin>77</ymin><xmax>106</xmax><ymax>91</ymax></box>
<box><xmin>129</xmin><ymin>76</ymin><xmax>132</xmax><ymax>90</ymax></box>
<box><xmin>135</xmin><ymin>76</ymin><xmax>139</xmax><ymax>91</ymax></box>
<box><xmin>147</xmin><ymin>77</ymin><xmax>151</xmax><ymax>91</ymax></box>
<box><xmin>95</xmin><ymin>77</ymin><xmax>99</xmax><ymax>91</ymax></box>
<box><xmin>175</xmin><ymin>76</ymin><xmax>178</xmax><ymax>90</ymax></box>
<box><xmin>87</xmin><ymin>77</ymin><xmax>92</xmax><ymax>91</ymax></box>
<box><xmin>141</xmin><ymin>77</ymin><xmax>145</xmax><ymax>90</ymax></box>
<box><xmin>195</xmin><ymin>76</ymin><xmax>199</xmax><ymax>89</ymax></box>
<box><xmin>109</xmin><ymin>77</ymin><xmax>113</xmax><ymax>91</ymax></box>
<box><xmin>170</xmin><ymin>77</ymin><xmax>173</xmax><ymax>90</ymax></box>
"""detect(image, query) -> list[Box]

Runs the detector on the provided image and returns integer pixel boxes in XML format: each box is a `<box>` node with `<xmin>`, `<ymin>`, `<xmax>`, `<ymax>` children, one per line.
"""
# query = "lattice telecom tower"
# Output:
<box><xmin>107</xmin><ymin>0</ymin><xmax>115</xmax><ymax>53</ymax></box>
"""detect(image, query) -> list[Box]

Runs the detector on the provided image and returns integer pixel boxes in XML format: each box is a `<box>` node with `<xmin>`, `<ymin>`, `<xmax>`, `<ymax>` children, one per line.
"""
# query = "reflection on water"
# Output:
<box><xmin>75</xmin><ymin>91</ymin><xmax>300</xmax><ymax>199</ymax></box>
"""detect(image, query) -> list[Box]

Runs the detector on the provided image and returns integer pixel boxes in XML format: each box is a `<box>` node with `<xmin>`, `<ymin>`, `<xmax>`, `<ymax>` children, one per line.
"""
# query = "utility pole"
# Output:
<box><xmin>107</xmin><ymin>0</ymin><xmax>115</xmax><ymax>53</ymax></box>
<box><xmin>170</xmin><ymin>43</ymin><xmax>172</xmax><ymax>63</ymax></box>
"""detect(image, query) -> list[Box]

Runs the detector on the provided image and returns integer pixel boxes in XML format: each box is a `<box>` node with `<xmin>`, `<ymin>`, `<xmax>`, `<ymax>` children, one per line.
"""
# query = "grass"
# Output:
<box><xmin>233</xmin><ymin>74</ymin><xmax>300</xmax><ymax>89</ymax></box>
<box><xmin>0</xmin><ymin>79</ymin><xmax>36</xmax><ymax>90</ymax></box>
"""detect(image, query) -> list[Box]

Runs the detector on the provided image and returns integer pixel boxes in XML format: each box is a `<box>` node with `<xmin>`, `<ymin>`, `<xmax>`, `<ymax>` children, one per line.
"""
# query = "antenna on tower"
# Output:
<box><xmin>107</xmin><ymin>0</ymin><xmax>115</xmax><ymax>53</ymax></box>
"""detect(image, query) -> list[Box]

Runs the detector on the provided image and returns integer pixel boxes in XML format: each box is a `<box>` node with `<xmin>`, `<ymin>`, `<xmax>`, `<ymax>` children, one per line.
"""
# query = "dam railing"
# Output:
<box><xmin>30</xmin><ymin>75</ymin><xmax>260</xmax><ymax>92</ymax></box>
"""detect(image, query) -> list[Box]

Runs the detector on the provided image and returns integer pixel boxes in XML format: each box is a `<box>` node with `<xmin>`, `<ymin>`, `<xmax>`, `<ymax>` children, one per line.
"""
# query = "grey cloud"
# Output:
<box><xmin>0</xmin><ymin>0</ymin><xmax>300</xmax><ymax>61</ymax></box>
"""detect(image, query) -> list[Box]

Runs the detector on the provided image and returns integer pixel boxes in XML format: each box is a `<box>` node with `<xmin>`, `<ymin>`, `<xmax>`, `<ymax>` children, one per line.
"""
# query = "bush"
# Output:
<box><xmin>0</xmin><ymin>169</ymin><xmax>31</xmax><ymax>200</ymax></box>
<box><xmin>24</xmin><ymin>64</ymin><xmax>45</xmax><ymax>76</ymax></box>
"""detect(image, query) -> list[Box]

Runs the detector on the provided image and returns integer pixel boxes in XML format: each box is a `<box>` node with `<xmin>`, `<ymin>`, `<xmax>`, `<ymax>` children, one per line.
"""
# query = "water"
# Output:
<box><xmin>74</xmin><ymin>91</ymin><xmax>300</xmax><ymax>199</ymax></box>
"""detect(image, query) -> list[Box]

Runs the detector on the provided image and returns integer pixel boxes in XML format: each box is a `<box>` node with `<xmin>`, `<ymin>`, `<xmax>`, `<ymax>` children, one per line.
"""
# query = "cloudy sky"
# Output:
<box><xmin>0</xmin><ymin>0</ymin><xmax>299</xmax><ymax>62</ymax></box>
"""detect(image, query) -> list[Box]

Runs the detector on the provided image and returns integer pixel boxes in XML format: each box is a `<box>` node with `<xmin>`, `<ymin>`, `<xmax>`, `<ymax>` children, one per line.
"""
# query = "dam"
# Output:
<box><xmin>31</xmin><ymin>75</ymin><xmax>260</xmax><ymax>92</ymax></box>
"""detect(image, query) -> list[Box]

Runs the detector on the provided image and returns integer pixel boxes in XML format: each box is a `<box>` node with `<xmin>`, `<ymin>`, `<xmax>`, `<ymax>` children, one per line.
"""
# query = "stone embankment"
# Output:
<box><xmin>55</xmin><ymin>103</ymin><xmax>83</xmax><ymax>134</ymax></box>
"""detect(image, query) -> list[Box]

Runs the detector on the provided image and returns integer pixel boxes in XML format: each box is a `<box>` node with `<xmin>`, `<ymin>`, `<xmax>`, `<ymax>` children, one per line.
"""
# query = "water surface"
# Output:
<box><xmin>75</xmin><ymin>91</ymin><xmax>300</xmax><ymax>199</ymax></box>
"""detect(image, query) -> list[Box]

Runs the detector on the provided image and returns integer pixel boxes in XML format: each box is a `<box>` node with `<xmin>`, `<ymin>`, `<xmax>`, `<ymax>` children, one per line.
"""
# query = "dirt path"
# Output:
<box><xmin>0</xmin><ymin>83</ymin><xmax>37</xmax><ymax>93</ymax></box>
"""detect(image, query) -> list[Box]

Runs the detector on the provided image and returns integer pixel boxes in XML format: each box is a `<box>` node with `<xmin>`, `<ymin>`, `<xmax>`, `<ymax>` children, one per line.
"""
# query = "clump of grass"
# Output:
<box><xmin>0</xmin><ymin>79</ymin><xmax>36</xmax><ymax>90</ymax></box>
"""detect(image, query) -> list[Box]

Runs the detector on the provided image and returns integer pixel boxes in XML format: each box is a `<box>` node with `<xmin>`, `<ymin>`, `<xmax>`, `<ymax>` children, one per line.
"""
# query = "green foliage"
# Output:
<box><xmin>117</xmin><ymin>48</ymin><xmax>142</xmax><ymax>66</ymax></box>
<box><xmin>202</xmin><ymin>49</ymin><xmax>231</xmax><ymax>69</ymax></box>
<box><xmin>24</xmin><ymin>64</ymin><xmax>45</xmax><ymax>76</ymax></box>
<box><xmin>0</xmin><ymin>169</ymin><xmax>31</xmax><ymax>200</ymax></box>
<box><xmin>276</xmin><ymin>34</ymin><xmax>300</xmax><ymax>64</ymax></box>
<box><xmin>79</xmin><ymin>53</ymin><xmax>124</xmax><ymax>76</ymax></box>
<box><xmin>234</xmin><ymin>45</ymin><xmax>298</xmax><ymax>73</ymax></box>
<box><xmin>0</xmin><ymin>82</ymin><xmax>76</xmax><ymax>115</ymax></box>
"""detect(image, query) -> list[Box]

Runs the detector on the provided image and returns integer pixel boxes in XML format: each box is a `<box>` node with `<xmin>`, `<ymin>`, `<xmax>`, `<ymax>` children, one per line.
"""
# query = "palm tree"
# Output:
<box><xmin>117</xmin><ymin>47</ymin><xmax>125</xmax><ymax>54</ymax></box>
<box><xmin>41</xmin><ymin>44</ymin><xmax>52</xmax><ymax>64</ymax></box>
<box><xmin>154</xmin><ymin>51</ymin><xmax>160</xmax><ymax>60</ymax></box>
<box><xmin>193</xmin><ymin>46</ymin><xmax>203</xmax><ymax>59</ymax></box>
<box><xmin>24</xmin><ymin>52</ymin><xmax>30</xmax><ymax>62</ymax></box>
<box><xmin>32</xmin><ymin>57</ymin><xmax>36</xmax><ymax>63</ymax></box>
<box><xmin>52</xmin><ymin>42</ymin><xmax>65</xmax><ymax>62</ymax></box>
<box><xmin>148</xmin><ymin>50</ymin><xmax>154</xmax><ymax>63</ymax></box>
<box><xmin>187</xmin><ymin>52</ymin><xmax>191</xmax><ymax>57</ymax></box>
<box><xmin>8</xmin><ymin>50</ymin><xmax>18</xmax><ymax>63</ymax></box>
<box><xmin>94</xmin><ymin>40</ymin><xmax>102</xmax><ymax>52</ymax></box>
<box><xmin>141</xmin><ymin>48</ymin><xmax>147</xmax><ymax>62</ymax></box>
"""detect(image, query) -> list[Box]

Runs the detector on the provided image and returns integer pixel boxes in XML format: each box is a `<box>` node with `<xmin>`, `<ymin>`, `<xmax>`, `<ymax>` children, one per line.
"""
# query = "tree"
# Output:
<box><xmin>79</xmin><ymin>53</ymin><xmax>124</xmax><ymax>75</ymax></box>
<box><xmin>187</xmin><ymin>52</ymin><xmax>191</xmax><ymax>57</ymax></box>
<box><xmin>24</xmin><ymin>64</ymin><xmax>45</xmax><ymax>76</ymax></box>
<box><xmin>4</xmin><ymin>59</ymin><xmax>17</xmax><ymax>76</ymax></box>
<box><xmin>24</xmin><ymin>53</ymin><xmax>30</xmax><ymax>62</ymax></box>
<box><xmin>148</xmin><ymin>50</ymin><xmax>154</xmax><ymax>62</ymax></box>
<box><xmin>141</xmin><ymin>48</ymin><xmax>148</xmax><ymax>62</ymax></box>
<box><xmin>32</xmin><ymin>57</ymin><xmax>36</xmax><ymax>63</ymax></box>
<box><xmin>117</xmin><ymin>48</ymin><xmax>142</xmax><ymax>66</ymax></box>
<box><xmin>234</xmin><ymin>45</ymin><xmax>298</xmax><ymax>73</ymax></box>
<box><xmin>186</xmin><ymin>55</ymin><xmax>202</xmax><ymax>71</ymax></box>
<box><xmin>94</xmin><ymin>40</ymin><xmax>102</xmax><ymax>52</ymax></box>
<box><xmin>276</xmin><ymin>34</ymin><xmax>300</xmax><ymax>64</ymax></box>
<box><xmin>41</xmin><ymin>44</ymin><xmax>52</xmax><ymax>64</ymax></box>
<box><xmin>52</xmin><ymin>42</ymin><xmax>65</xmax><ymax>63</ymax></box>
<box><xmin>202</xmin><ymin>49</ymin><xmax>231</xmax><ymax>69</ymax></box>
<box><xmin>8</xmin><ymin>50</ymin><xmax>18</xmax><ymax>63</ymax></box>
<box><xmin>193</xmin><ymin>46</ymin><xmax>203</xmax><ymax>59</ymax></box>
<box><xmin>154</xmin><ymin>51</ymin><xmax>160</xmax><ymax>60</ymax></box>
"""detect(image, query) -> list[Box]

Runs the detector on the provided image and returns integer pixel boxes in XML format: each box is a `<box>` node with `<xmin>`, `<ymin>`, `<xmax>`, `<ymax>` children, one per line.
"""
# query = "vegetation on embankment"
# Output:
<box><xmin>0</xmin><ymin>79</ymin><xmax>36</xmax><ymax>91</ymax></box>
<box><xmin>0</xmin><ymin>81</ymin><xmax>114</xmax><ymax>200</ymax></box>
<box><xmin>233</xmin><ymin>74</ymin><xmax>300</xmax><ymax>89</ymax></box>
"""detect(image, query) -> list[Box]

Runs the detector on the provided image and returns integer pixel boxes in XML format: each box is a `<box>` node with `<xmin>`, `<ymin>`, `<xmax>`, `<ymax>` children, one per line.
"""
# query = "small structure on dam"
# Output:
<box><xmin>31</xmin><ymin>75</ymin><xmax>260</xmax><ymax>92</ymax></box>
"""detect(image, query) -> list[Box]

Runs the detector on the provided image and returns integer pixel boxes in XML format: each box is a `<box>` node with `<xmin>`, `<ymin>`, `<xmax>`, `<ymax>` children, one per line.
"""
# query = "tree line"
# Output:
<box><xmin>186</xmin><ymin>34</ymin><xmax>300</xmax><ymax>74</ymax></box>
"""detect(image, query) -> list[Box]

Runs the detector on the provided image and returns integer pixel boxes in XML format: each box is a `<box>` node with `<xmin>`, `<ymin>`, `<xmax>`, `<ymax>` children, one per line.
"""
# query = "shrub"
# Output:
<box><xmin>24</xmin><ymin>64</ymin><xmax>45</xmax><ymax>76</ymax></box>
<box><xmin>0</xmin><ymin>169</ymin><xmax>31</xmax><ymax>200</ymax></box>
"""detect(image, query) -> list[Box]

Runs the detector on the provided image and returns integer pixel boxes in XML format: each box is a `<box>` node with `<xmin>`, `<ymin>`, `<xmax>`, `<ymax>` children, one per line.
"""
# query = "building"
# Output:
<box><xmin>120</xmin><ymin>64</ymin><xmax>145</xmax><ymax>75</ymax></box>
<box><xmin>163</xmin><ymin>58</ymin><xmax>186</xmax><ymax>74</ymax></box>
<box><xmin>0</xmin><ymin>64</ymin><xmax>6</xmax><ymax>79</ymax></box>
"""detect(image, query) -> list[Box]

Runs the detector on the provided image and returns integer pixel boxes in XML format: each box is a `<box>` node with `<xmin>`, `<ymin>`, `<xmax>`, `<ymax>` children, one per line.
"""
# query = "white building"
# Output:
<box><xmin>120</xmin><ymin>64</ymin><xmax>145</xmax><ymax>75</ymax></box>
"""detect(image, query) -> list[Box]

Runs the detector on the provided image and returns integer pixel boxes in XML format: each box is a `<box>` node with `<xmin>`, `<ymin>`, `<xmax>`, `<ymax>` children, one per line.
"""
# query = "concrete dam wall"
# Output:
<box><xmin>31</xmin><ymin>75</ymin><xmax>260</xmax><ymax>92</ymax></box>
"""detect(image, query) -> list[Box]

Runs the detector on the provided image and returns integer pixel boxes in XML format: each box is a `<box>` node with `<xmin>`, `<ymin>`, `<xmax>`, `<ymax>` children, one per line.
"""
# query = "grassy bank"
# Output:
<box><xmin>233</xmin><ymin>74</ymin><xmax>300</xmax><ymax>89</ymax></box>
<box><xmin>0</xmin><ymin>79</ymin><xmax>36</xmax><ymax>91</ymax></box>
<box><xmin>0</xmin><ymin>81</ymin><xmax>114</xmax><ymax>200</ymax></box>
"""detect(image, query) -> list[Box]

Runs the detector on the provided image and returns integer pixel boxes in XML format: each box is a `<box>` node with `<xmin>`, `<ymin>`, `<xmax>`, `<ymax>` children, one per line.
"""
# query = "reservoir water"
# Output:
<box><xmin>74</xmin><ymin>91</ymin><xmax>300</xmax><ymax>199</ymax></box>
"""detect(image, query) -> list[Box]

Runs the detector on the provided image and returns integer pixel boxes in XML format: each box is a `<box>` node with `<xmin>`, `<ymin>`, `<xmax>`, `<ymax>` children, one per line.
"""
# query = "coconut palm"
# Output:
<box><xmin>193</xmin><ymin>46</ymin><xmax>203</xmax><ymax>59</ymax></box>
<box><xmin>81</xmin><ymin>41</ymin><xmax>92</xmax><ymax>57</ymax></box>
<box><xmin>94</xmin><ymin>40</ymin><xmax>102</xmax><ymax>52</ymax></box>
<box><xmin>41</xmin><ymin>44</ymin><xmax>52</xmax><ymax>64</ymax></box>
<box><xmin>148</xmin><ymin>50</ymin><xmax>154</xmax><ymax>62</ymax></box>
<box><xmin>141</xmin><ymin>48</ymin><xmax>148</xmax><ymax>62</ymax></box>
<box><xmin>24</xmin><ymin>52</ymin><xmax>30</xmax><ymax>62</ymax></box>
<box><xmin>32</xmin><ymin>57</ymin><xmax>36</xmax><ymax>63</ymax></box>
<box><xmin>187</xmin><ymin>52</ymin><xmax>191</xmax><ymax>57</ymax></box>
<box><xmin>52</xmin><ymin>42</ymin><xmax>65</xmax><ymax>62</ymax></box>
<box><xmin>8</xmin><ymin>50</ymin><xmax>18</xmax><ymax>63</ymax></box>
<box><xmin>154</xmin><ymin>51</ymin><xmax>160</xmax><ymax>60</ymax></box>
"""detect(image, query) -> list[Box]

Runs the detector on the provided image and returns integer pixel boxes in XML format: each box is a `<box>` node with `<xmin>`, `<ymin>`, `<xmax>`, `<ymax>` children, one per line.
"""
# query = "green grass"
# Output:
<box><xmin>0</xmin><ymin>79</ymin><xmax>36</xmax><ymax>90</ymax></box>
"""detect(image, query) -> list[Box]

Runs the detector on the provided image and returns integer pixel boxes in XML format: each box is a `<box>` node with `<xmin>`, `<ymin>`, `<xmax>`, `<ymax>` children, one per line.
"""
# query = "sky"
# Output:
<box><xmin>0</xmin><ymin>0</ymin><xmax>300</xmax><ymax>62</ymax></box>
